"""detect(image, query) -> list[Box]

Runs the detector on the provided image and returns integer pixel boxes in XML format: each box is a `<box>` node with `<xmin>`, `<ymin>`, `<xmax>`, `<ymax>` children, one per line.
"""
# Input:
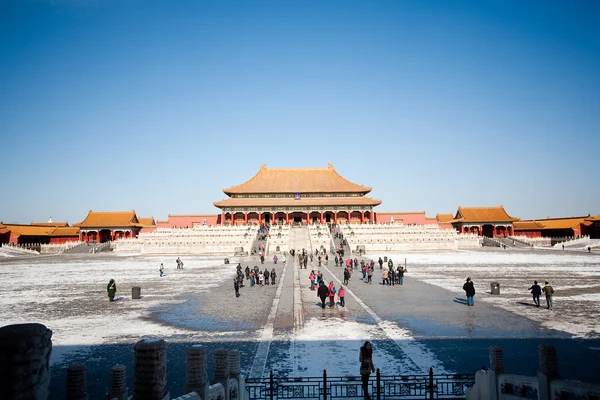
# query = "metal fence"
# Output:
<box><xmin>245</xmin><ymin>368</ymin><xmax>475</xmax><ymax>400</ymax></box>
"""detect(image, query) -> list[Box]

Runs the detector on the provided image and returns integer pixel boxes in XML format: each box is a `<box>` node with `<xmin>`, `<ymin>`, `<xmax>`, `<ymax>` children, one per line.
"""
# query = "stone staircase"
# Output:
<box><xmin>289</xmin><ymin>226</ymin><xmax>311</xmax><ymax>253</ymax></box>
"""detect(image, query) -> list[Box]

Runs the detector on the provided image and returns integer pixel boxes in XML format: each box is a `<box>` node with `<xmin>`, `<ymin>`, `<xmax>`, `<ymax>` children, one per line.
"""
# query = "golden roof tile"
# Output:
<box><xmin>1</xmin><ymin>224</ymin><xmax>55</xmax><ymax>236</ymax></box>
<box><xmin>138</xmin><ymin>217</ymin><xmax>156</xmax><ymax>227</ymax></box>
<box><xmin>223</xmin><ymin>163</ymin><xmax>372</xmax><ymax>195</ymax></box>
<box><xmin>74</xmin><ymin>210</ymin><xmax>142</xmax><ymax>228</ymax></box>
<box><xmin>31</xmin><ymin>222</ymin><xmax>70</xmax><ymax>227</ymax></box>
<box><xmin>453</xmin><ymin>206</ymin><xmax>519</xmax><ymax>223</ymax></box>
<box><xmin>48</xmin><ymin>227</ymin><xmax>80</xmax><ymax>236</ymax></box>
<box><xmin>436</xmin><ymin>213</ymin><xmax>454</xmax><ymax>223</ymax></box>
<box><xmin>523</xmin><ymin>216</ymin><xmax>590</xmax><ymax>230</ymax></box>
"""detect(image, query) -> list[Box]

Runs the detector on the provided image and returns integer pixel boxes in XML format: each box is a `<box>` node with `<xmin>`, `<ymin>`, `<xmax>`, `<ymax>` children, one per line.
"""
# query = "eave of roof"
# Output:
<box><xmin>453</xmin><ymin>206</ymin><xmax>520</xmax><ymax>223</ymax></box>
<box><xmin>223</xmin><ymin>163</ymin><xmax>372</xmax><ymax>195</ymax></box>
<box><xmin>213</xmin><ymin>196</ymin><xmax>382</xmax><ymax>208</ymax></box>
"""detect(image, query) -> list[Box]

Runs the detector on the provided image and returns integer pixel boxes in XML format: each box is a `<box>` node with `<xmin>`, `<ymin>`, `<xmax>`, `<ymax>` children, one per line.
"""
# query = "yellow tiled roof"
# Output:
<box><xmin>138</xmin><ymin>217</ymin><xmax>156</xmax><ymax>227</ymax></box>
<box><xmin>586</xmin><ymin>215</ymin><xmax>600</xmax><ymax>222</ymax></box>
<box><xmin>48</xmin><ymin>227</ymin><xmax>80</xmax><ymax>236</ymax></box>
<box><xmin>214</xmin><ymin>196</ymin><xmax>382</xmax><ymax>208</ymax></box>
<box><xmin>453</xmin><ymin>206</ymin><xmax>519</xmax><ymax>223</ymax></box>
<box><xmin>0</xmin><ymin>224</ymin><xmax>55</xmax><ymax>236</ymax></box>
<box><xmin>223</xmin><ymin>163</ymin><xmax>372</xmax><ymax>195</ymax></box>
<box><xmin>436</xmin><ymin>213</ymin><xmax>454</xmax><ymax>223</ymax></box>
<box><xmin>525</xmin><ymin>216</ymin><xmax>589</xmax><ymax>230</ymax></box>
<box><xmin>31</xmin><ymin>222</ymin><xmax>70</xmax><ymax>227</ymax></box>
<box><xmin>513</xmin><ymin>221</ymin><xmax>546</xmax><ymax>230</ymax></box>
<box><xmin>75</xmin><ymin>211</ymin><xmax>141</xmax><ymax>228</ymax></box>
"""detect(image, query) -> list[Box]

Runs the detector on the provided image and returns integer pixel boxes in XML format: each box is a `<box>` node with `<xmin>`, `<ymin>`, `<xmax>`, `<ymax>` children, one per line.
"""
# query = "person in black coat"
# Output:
<box><xmin>317</xmin><ymin>281</ymin><xmax>329</xmax><ymax>309</ymax></box>
<box><xmin>463</xmin><ymin>277</ymin><xmax>475</xmax><ymax>306</ymax></box>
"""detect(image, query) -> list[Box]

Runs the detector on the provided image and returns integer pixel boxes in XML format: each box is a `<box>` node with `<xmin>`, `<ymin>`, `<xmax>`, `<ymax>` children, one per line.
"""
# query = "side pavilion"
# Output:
<box><xmin>213</xmin><ymin>163</ymin><xmax>382</xmax><ymax>225</ymax></box>
<box><xmin>74</xmin><ymin>210</ymin><xmax>143</xmax><ymax>243</ymax></box>
<box><xmin>450</xmin><ymin>206</ymin><xmax>519</xmax><ymax>238</ymax></box>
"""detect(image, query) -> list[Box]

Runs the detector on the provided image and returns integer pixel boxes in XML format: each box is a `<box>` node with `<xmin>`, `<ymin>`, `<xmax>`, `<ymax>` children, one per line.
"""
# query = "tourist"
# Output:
<box><xmin>338</xmin><ymin>285</ymin><xmax>345</xmax><ymax>307</ymax></box>
<box><xmin>249</xmin><ymin>270</ymin><xmax>255</xmax><ymax>287</ymax></box>
<box><xmin>382</xmin><ymin>267</ymin><xmax>389</xmax><ymax>286</ymax></box>
<box><xmin>528</xmin><ymin>280</ymin><xmax>541</xmax><ymax>307</ymax></box>
<box><xmin>387</xmin><ymin>258</ymin><xmax>393</xmax><ymax>271</ymax></box>
<box><xmin>378</xmin><ymin>257</ymin><xmax>383</xmax><ymax>269</ymax></box>
<box><xmin>273</xmin><ymin>255</ymin><xmax>278</xmax><ymax>264</ymax></box>
<box><xmin>318</xmin><ymin>256</ymin><xmax>322</xmax><ymax>267</ymax></box>
<box><xmin>328</xmin><ymin>281</ymin><xmax>336</xmax><ymax>308</ymax></box>
<box><xmin>542</xmin><ymin>281</ymin><xmax>554</xmax><ymax>310</ymax></box>
<box><xmin>260</xmin><ymin>253</ymin><xmax>265</xmax><ymax>264</ymax></box>
<box><xmin>258</xmin><ymin>271</ymin><xmax>264</xmax><ymax>287</ymax></box>
<box><xmin>398</xmin><ymin>266</ymin><xmax>406</xmax><ymax>285</ymax></box>
<box><xmin>335</xmin><ymin>255</ymin><xmax>339</xmax><ymax>267</ymax></box>
<box><xmin>389</xmin><ymin>266</ymin><xmax>396</xmax><ymax>286</ymax></box>
<box><xmin>359</xmin><ymin>341</ymin><xmax>375</xmax><ymax>400</ymax></box>
<box><xmin>107</xmin><ymin>279</ymin><xmax>116</xmax><ymax>302</ymax></box>
<box><xmin>367</xmin><ymin>266</ymin><xmax>373</xmax><ymax>284</ymax></box>
<box><xmin>282</xmin><ymin>254</ymin><xmax>287</xmax><ymax>265</ymax></box>
<box><xmin>317</xmin><ymin>281</ymin><xmax>329</xmax><ymax>309</ymax></box>
<box><xmin>343</xmin><ymin>267</ymin><xmax>350</xmax><ymax>285</ymax></box>
<box><xmin>362</xmin><ymin>265</ymin><xmax>367</xmax><ymax>281</ymax></box>
<box><xmin>245</xmin><ymin>266</ymin><xmax>250</xmax><ymax>279</ymax></box>
<box><xmin>264</xmin><ymin>269</ymin><xmax>270</xmax><ymax>285</ymax></box>
<box><xmin>234</xmin><ymin>276</ymin><xmax>240</xmax><ymax>298</ymax></box>
<box><xmin>159</xmin><ymin>263</ymin><xmax>164</xmax><ymax>277</ymax></box>
<box><xmin>271</xmin><ymin>268</ymin><xmax>276</xmax><ymax>285</ymax></box>
<box><xmin>309</xmin><ymin>271</ymin><xmax>315</xmax><ymax>290</ymax></box>
<box><xmin>463</xmin><ymin>277</ymin><xmax>475</xmax><ymax>306</ymax></box>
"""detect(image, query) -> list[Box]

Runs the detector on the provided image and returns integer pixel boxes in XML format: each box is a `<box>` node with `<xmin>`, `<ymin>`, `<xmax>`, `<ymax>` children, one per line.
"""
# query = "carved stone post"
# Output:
<box><xmin>66</xmin><ymin>361</ymin><xmax>88</xmax><ymax>400</ymax></box>
<box><xmin>227</xmin><ymin>350</ymin><xmax>241</xmax><ymax>400</ymax></box>
<box><xmin>0</xmin><ymin>323</ymin><xmax>53</xmax><ymax>400</ymax></box>
<box><xmin>538</xmin><ymin>344</ymin><xmax>559</xmax><ymax>400</ymax></box>
<box><xmin>108</xmin><ymin>364</ymin><xmax>128</xmax><ymax>400</ymax></box>
<box><xmin>133</xmin><ymin>338</ymin><xmax>169</xmax><ymax>400</ymax></box>
<box><xmin>185</xmin><ymin>345</ymin><xmax>207</xmax><ymax>399</ymax></box>
<box><xmin>489</xmin><ymin>346</ymin><xmax>504</xmax><ymax>374</ymax></box>
<box><xmin>213</xmin><ymin>349</ymin><xmax>229</xmax><ymax>399</ymax></box>
<box><xmin>488</xmin><ymin>346</ymin><xmax>504</xmax><ymax>400</ymax></box>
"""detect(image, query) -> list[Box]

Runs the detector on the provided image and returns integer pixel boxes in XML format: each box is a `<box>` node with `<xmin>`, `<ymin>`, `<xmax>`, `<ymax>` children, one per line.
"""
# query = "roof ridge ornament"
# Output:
<box><xmin>260</xmin><ymin>163</ymin><xmax>267</xmax><ymax>170</ymax></box>
<box><xmin>328</xmin><ymin>162</ymin><xmax>334</xmax><ymax>169</ymax></box>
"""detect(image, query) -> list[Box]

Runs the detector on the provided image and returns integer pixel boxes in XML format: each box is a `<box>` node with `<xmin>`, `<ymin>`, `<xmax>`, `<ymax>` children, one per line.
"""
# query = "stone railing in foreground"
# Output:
<box><xmin>39</xmin><ymin>241</ymin><xmax>84</xmax><ymax>254</ymax></box>
<box><xmin>114</xmin><ymin>226</ymin><xmax>258</xmax><ymax>255</ymax></box>
<box><xmin>467</xmin><ymin>345</ymin><xmax>600</xmax><ymax>400</ymax></box>
<box><xmin>509</xmin><ymin>236</ymin><xmax>552</xmax><ymax>247</ymax></box>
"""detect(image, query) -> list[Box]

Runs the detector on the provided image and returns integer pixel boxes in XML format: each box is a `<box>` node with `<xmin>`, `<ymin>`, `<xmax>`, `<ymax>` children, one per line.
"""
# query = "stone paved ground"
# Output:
<box><xmin>3</xmin><ymin>231</ymin><xmax>600</xmax><ymax>399</ymax></box>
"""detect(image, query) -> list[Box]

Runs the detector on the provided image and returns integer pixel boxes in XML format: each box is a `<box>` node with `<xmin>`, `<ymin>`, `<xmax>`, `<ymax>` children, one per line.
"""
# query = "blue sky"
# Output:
<box><xmin>1</xmin><ymin>0</ymin><xmax>599</xmax><ymax>224</ymax></box>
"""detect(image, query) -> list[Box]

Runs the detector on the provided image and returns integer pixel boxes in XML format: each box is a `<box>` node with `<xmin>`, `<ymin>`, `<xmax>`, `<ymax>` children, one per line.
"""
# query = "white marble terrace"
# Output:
<box><xmin>114</xmin><ymin>225</ymin><xmax>258</xmax><ymax>255</ymax></box>
<box><xmin>339</xmin><ymin>223</ymin><xmax>481</xmax><ymax>252</ymax></box>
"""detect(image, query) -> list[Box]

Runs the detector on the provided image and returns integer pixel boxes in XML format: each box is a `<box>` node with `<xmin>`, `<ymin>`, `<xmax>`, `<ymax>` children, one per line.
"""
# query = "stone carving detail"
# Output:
<box><xmin>133</xmin><ymin>338</ymin><xmax>169</xmax><ymax>400</ymax></box>
<box><xmin>0</xmin><ymin>323</ymin><xmax>53</xmax><ymax>400</ymax></box>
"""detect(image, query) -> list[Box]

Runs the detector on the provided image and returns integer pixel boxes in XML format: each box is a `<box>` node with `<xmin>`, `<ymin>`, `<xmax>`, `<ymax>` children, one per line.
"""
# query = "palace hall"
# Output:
<box><xmin>213</xmin><ymin>164</ymin><xmax>382</xmax><ymax>226</ymax></box>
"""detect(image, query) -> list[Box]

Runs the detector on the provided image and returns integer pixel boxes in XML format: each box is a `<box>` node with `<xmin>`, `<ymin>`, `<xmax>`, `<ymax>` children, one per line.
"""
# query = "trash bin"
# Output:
<box><xmin>132</xmin><ymin>286</ymin><xmax>141</xmax><ymax>299</ymax></box>
<box><xmin>384</xmin><ymin>256</ymin><xmax>388</xmax><ymax>262</ymax></box>
<box><xmin>224</xmin><ymin>258</ymin><xmax>230</xmax><ymax>264</ymax></box>
<box><xmin>490</xmin><ymin>282</ymin><xmax>500</xmax><ymax>295</ymax></box>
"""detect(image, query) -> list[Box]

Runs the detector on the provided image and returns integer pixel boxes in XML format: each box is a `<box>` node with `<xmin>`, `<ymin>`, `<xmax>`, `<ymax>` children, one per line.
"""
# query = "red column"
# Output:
<box><xmin>259</xmin><ymin>213</ymin><xmax>262</xmax><ymax>225</ymax></box>
<box><xmin>221</xmin><ymin>212</ymin><xmax>224</xmax><ymax>226</ymax></box>
<box><xmin>334</xmin><ymin>212</ymin><xmax>337</xmax><ymax>224</ymax></box>
<box><xmin>245</xmin><ymin>213</ymin><xmax>248</xmax><ymax>225</ymax></box>
<box><xmin>306</xmin><ymin>212</ymin><xmax>309</xmax><ymax>225</ymax></box>
<box><xmin>286</xmin><ymin>213</ymin><xmax>289</xmax><ymax>224</ymax></box>
<box><xmin>320</xmin><ymin>212</ymin><xmax>324</xmax><ymax>224</ymax></box>
<box><xmin>370</xmin><ymin>211</ymin><xmax>375</xmax><ymax>223</ymax></box>
<box><xmin>361</xmin><ymin>211</ymin><xmax>364</xmax><ymax>224</ymax></box>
